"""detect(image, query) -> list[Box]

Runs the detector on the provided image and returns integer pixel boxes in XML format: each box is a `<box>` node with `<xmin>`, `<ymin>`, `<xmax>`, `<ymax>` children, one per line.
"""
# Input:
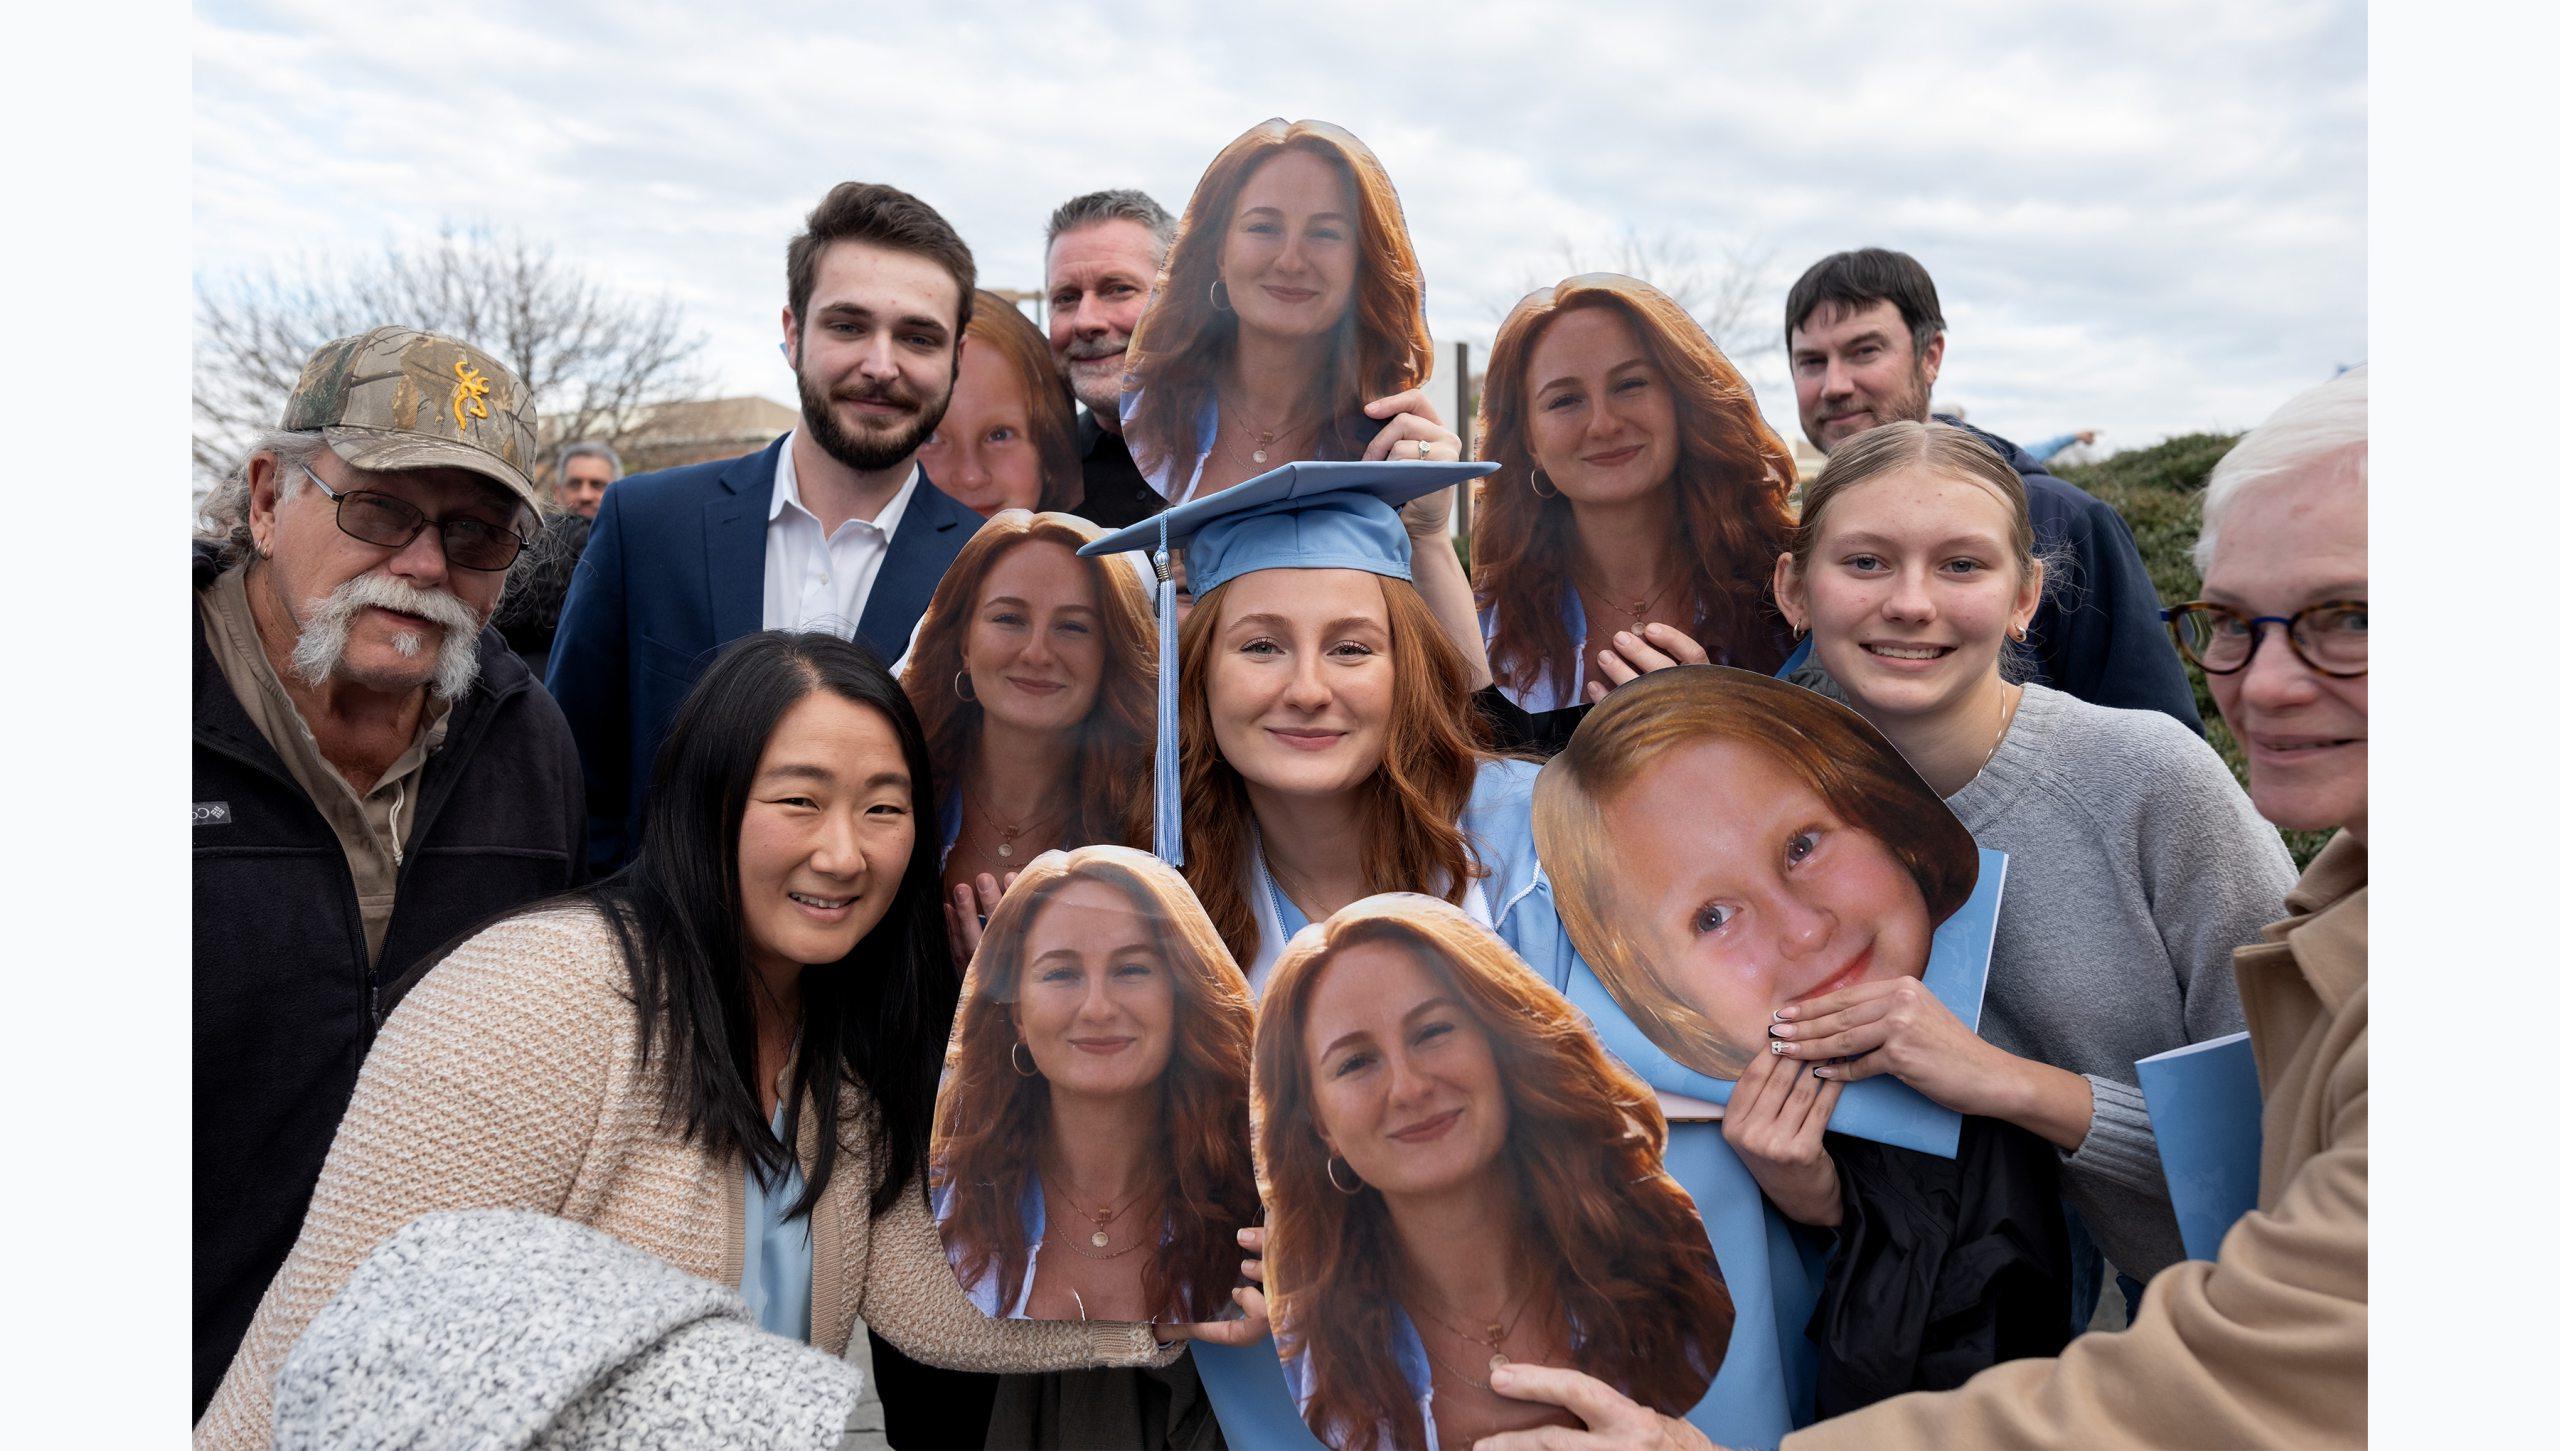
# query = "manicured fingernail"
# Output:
<box><xmin>1812</xmin><ymin>1066</ymin><xmax>1833</xmax><ymax>1079</ymax></box>
<box><xmin>1769</xmin><ymin>1023</ymin><xmax>1793</xmax><ymax>1039</ymax></box>
<box><xmin>1773</xmin><ymin>1006</ymin><xmax>1796</xmax><ymax>1022</ymax></box>
<box><xmin>1771</xmin><ymin>1040</ymin><xmax>1788</xmax><ymax>1055</ymax></box>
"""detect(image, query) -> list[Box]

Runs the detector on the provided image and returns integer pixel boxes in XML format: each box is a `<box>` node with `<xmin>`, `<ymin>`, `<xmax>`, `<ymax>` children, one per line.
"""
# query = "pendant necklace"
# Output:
<box><xmin>1224</xmin><ymin>394</ymin><xmax>1317</xmax><ymax>465</ymax></box>
<box><xmin>1050</xmin><ymin>1167</ymin><xmax>1148</xmax><ymax>1251</ymax></box>
<box><xmin>1408</xmin><ymin>1277</ymin><xmax>1538</xmax><ymax>1369</ymax></box>
<box><xmin>973</xmin><ymin>792</ymin><xmax>1066</xmax><ymax>861</ymax></box>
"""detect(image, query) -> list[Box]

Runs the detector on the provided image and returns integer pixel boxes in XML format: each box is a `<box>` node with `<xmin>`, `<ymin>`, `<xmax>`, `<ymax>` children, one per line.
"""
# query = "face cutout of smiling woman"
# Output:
<box><xmin>928</xmin><ymin>846</ymin><xmax>1259</xmax><ymax>1325</ymax></box>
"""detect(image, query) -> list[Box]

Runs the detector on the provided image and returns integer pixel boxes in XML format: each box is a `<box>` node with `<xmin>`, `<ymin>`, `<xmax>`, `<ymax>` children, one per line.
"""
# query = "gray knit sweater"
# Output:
<box><xmin>1948</xmin><ymin>684</ymin><xmax>2297</xmax><ymax>1281</ymax></box>
<box><xmin>272</xmin><ymin>1211</ymin><xmax>863</xmax><ymax>1450</ymax></box>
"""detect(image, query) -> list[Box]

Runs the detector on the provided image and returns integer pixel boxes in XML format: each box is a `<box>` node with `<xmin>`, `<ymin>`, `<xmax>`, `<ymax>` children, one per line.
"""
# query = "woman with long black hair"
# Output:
<box><xmin>199</xmin><ymin>632</ymin><xmax>1179</xmax><ymax>1448</ymax></box>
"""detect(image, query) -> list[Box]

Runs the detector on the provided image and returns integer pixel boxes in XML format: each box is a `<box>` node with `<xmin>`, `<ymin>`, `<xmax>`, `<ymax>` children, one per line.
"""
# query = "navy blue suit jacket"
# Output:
<box><xmin>547</xmin><ymin>436</ymin><xmax>982</xmax><ymax>873</ymax></box>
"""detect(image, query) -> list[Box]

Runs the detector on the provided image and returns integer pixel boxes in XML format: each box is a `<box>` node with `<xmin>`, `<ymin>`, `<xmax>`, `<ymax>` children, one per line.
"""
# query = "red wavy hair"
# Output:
<box><xmin>1176</xmin><ymin>572</ymin><xmax>1486</xmax><ymax>967</ymax></box>
<box><xmin>899</xmin><ymin>512</ymin><xmax>1155</xmax><ymax>853</ymax></box>
<box><xmin>1255</xmin><ymin>895</ymin><xmax>1734</xmax><ymax>1450</ymax></box>
<box><xmin>1122</xmin><ymin>119</ymin><xmax>1432</xmax><ymax>491</ymax></box>
<box><xmin>1472</xmin><ymin>274</ymin><xmax>1797</xmax><ymax>699</ymax></box>
<box><xmin>930</xmin><ymin>846</ymin><xmax>1258</xmax><ymax>1322</ymax></box>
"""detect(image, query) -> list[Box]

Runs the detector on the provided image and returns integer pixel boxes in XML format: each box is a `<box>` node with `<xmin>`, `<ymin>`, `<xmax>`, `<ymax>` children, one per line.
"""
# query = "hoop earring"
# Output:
<box><xmin>1326</xmin><ymin>1153</ymin><xmax>1364</xmax><ymax>1194</ymax></box>
<box><xmin>2007</xmin><ymin>624</ymin><xmax>2028</xmax><ymax>643</ymax></box>
<box><xmin>1528</xmin><ymin>467</ymin><xmax>1558</xmax><ymax>500</ymax></box>
<box><xmin>955</xmin><ymin>668</ymin><xmax>978</xmax><ymax>703</ymax></box>
<box><xmin>1010</xmin><ymin>1042</ymin><xmax>1038</xmax><ymax>1078</ymax></box>
<box><xmin>1209</xmin><ymin>278</ymin><xmax>1231</xmax><ymax>311</ymax></box>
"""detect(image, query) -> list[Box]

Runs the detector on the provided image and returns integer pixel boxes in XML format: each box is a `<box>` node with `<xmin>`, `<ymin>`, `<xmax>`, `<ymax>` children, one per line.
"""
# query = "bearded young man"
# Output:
<box><xmin>192</xmin><ymin>327</ymin><xmax>585</xmax><ymax>1414</ymax></box>
<box><xmin>547</xmin><ymin>181</ymin><xmax>984</xmax><ymax>878</ymax></box>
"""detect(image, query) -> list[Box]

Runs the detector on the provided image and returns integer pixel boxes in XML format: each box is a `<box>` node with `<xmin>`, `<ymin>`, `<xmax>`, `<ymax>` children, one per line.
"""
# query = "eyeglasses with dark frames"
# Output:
<box><xmin>2159</xmin><ymin>599</ymin><xmax>2367</xmax><ymax>679</ymax></box>
<box><xmin>299</xmin><ymin>464</ymin><xmax>531</xmax><ymax>572</ymax></box>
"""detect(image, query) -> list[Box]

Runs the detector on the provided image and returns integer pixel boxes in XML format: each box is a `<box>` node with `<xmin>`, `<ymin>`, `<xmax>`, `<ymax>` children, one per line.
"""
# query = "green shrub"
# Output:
<box><xmin>2059</xmin><ymin>435</ymin><xmax>2332</xmax><ymax>868</ymax></box>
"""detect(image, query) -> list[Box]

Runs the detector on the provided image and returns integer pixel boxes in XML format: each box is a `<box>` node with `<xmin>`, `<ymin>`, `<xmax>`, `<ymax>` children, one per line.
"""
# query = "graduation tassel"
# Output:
<box><xmin>1152</xmin><ymin>517</ymin><xmax>1184</xmax><ymax>868</ymax></box>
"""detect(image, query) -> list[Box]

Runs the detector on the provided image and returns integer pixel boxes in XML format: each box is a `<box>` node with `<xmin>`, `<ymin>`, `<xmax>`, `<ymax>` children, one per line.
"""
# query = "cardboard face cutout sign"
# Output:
<box><xmin>1252</xmin><ymin>894</ymin><xmax>1733</xmax><ymax>1450</ymax></box>
<box><xmin>929</xmin><ymin>846</ymin><xmax>1258</xmax><ymax>1324</ymax></box>
<box><xmin>1534</xmin><ymin>664</ymin><xmax>2005</xmax><ymax>1157</ymax></box>
<box><xmin>1117</xmin><ymin>117</ymin><xmax>1430</xmax><ymax>508</ymax></box>
<box><xmin>891</xmin><ymin>509</ymin><xmax>1163</xmax><ymax>874</ymax></box>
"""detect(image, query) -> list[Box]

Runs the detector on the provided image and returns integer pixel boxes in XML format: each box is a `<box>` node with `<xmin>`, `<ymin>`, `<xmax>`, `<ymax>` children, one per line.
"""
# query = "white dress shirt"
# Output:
<box><xmin>761</xmin><ymin>431</ymin><xmax>919</xmax><ymax>635</ymax></box>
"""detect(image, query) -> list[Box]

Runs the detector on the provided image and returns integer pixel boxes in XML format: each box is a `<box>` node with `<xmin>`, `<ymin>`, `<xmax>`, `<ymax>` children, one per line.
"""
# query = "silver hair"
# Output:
<box><xmin>1044</xmin><ymin>189</ymin><xmax>1176</xmax><ymax>270</ymax></box>
<box><xmin>197</xmin><ymin>431</ymin><xmax>330</xmax><ymax>570</ymax></box>
<box><xmin>2196</xmin><ymin>365</ymin><xmax>2367</xmax><ymax>575</ymax></box>
<box><xmin>555</xmin><ymin>438</ymin><xmax>623</xmax><ymax>479</ymax></box>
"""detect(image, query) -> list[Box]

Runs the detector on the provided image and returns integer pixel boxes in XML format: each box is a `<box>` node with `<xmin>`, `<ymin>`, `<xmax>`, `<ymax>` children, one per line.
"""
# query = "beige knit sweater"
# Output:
<box><xmin>198</xmin><ymin>906</ymin><xmax>1170</xmax><ymax>1448</ymax></box>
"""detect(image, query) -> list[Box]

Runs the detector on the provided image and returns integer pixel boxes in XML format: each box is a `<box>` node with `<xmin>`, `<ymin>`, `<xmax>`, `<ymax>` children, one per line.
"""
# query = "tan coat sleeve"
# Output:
<box><xmin>857</xmin><ymin>1174</ymin><xmax>1181</xmax><ymax>1373</ymax></box>
<box><xmin>195</xmin><ymin>915</ymin><xmax>623</xmax><ymax>1450</ymax></box>
<box><xmin>1784</xmin><ymin>991</ymin><xmax>2366</xmax><ymax>1450</ymax></box>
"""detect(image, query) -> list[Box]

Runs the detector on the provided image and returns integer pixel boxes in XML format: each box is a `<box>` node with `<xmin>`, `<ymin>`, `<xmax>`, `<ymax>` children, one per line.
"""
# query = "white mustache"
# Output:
<box><xmin>290</xmin><ymin>571</ymin><xmax>485</xmax><ymax>697</ymax></box>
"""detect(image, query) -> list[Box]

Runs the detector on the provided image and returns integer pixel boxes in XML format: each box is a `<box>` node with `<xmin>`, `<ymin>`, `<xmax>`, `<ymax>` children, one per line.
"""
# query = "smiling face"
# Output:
<box><xmin>2202</xmin><ymin>459</ymin><xmax>2369</xmax><ymax>839</ymax></box>
<box><xmin>918</xmin><ymin>345</ymin><xmax>1046</xmax><ymax>516</ymax></box>
<box><xmin>249</xmin><ymin>450</ymin><xmax>520</xmax><ymax>696</ymax></box>
<box><xmin>784</xmin><ymin>238</ymin><xmax>963</xmax><ymax>473</ymax></box>
<box><xmin>962</xmin><ymin>539</ymin><xmax>1105</xmax><ymax>737</ymax></box>
<box><xmin>1047</xmin><ymin>218</ymin><xmax>1160</xmax><ymax>417</ymax></box>
<box><xmin>1217</xmin><ymin>148</ymin><xmax>1359</xmax><ymax>345</ymax></box>
<box><xmin>1301</xmin><ymin>938</ymin><xmax>1510</xmax><ymax>1199</ymax></box>
<box><xmin>1205</xmin><ymin>568</ymin><xmax>1394</xmax><ymax>803</ymax></box>
<box><xmin>1789</xmin><ymin>299</ymin><xmax>1943</xmax><ymax>453</ymax></box>
<box><xmin>1604</xmin><ymin>737</ymin><xmax>1933</xmax><ymax>1052</ymax></box>
<box><xmin>1009</xmin><ymin>876</ymin><xmax>1178</xmax><ymax>1102</ymax></box>
<box><xmin>736</xmin><ymin>692</ymin><xmax>917</xmax><ymax>985</ymax></box>
<box><xmin>1523</xmin><ymin>304</ymin><xmax>1680</xmax><ymax>508</ymax></box>
<box><xmin>1777</xmin><ymin>464</ymin><xmax>2038</xmax><ymax>727</ymax></box>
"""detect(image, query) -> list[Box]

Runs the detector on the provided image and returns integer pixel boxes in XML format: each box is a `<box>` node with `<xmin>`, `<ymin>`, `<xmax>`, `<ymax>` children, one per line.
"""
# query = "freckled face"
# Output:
<box><xmin>1602</xmin><ymin>737</ymin><xmax>1933</xmax><ymax>1058</ymax></box>
<box><xmin>961</xmin><ymin>540</ymin><xmax>1105</xmax><ymax>737</ymax></box>
<box><xmin>1204</xmin><ymin>568</ymin><xmax>1393</xmax><ymax>803</ymax></box>
<box><xmin>917</xmin><ymin>345</ymin><xmax>1047</xmax><ymax>517</ymax></box>
<box><xmin>1522</xmin><ymin>305</ymin><xmax>1680</xmax><ymax>508</ymax></box>
<box><xmin>1302</xmin><ymin>940</ymin><xmax>1509</xmax><ymax>1199</ymax></box>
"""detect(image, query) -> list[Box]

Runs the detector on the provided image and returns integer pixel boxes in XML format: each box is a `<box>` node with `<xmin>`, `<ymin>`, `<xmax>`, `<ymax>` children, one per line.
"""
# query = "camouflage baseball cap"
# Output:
<box><xmin>280</xmin><ymin>326</ymin><xmax>541</xmax><ymax>508</ymax></box>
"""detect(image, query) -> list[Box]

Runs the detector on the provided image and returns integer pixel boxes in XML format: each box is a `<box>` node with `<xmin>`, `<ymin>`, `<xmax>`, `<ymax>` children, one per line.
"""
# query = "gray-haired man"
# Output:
<box><xmin>192</xmin><ymin>326</ymin><xmax>585</xmax><ymax>1414</ymax></box>
<box><xmin>553</xmin><ymin>438</ymin><xmax>621</xmax><ymax>518</ymax></box>
<box><xmin>1044</xmin><ymin>188</ymin><xmax>1175</xmax><ymax>527</ymax></box>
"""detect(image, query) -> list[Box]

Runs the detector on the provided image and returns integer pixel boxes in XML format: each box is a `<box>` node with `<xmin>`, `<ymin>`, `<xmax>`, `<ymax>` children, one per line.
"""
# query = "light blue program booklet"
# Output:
<box><xmin>2137</xmin><ymin>1029</ymin><xmax>2264</xmax><ymax>1261</ymax></box>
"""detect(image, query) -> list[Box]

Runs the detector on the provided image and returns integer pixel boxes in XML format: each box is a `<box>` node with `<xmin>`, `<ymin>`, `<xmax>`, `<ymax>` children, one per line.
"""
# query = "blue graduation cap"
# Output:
<box><xmin>1081</xmin><ymin>459</ymin><xmax>1496</xmax><ymax>868</ymax></box>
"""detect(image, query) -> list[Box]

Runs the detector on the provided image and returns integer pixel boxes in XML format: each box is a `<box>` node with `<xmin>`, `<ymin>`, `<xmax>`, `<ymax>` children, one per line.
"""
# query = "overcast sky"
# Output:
<box><xmin>195</xmin><ymin>0</ymin><xmax>2364</xmax><ymax>454</ymax></box>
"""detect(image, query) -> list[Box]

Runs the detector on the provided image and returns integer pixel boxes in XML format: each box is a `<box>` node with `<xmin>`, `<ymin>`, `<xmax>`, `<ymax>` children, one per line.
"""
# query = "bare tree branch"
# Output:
<box><xmin>1518</xmin><ymin>228</ymin><xmax>1781</xmax><ymax>363</ymax></box>
<box><xmin>193</xmin><ymin>225</ymin><xmax>712</xmax><ymax>492</ymax></box>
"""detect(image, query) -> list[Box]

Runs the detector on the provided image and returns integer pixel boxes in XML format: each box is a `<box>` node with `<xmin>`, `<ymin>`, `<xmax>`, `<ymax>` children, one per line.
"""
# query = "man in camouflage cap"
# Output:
<box><xmin>191</xmin><ymin>326</ymin><xmax>586</xmax><ymax>1415</ymax></box>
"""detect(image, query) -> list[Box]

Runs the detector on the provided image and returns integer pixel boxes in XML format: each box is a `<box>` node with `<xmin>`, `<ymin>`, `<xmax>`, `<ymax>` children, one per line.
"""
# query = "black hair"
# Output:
<box><xmin>592</xmin><ymin>630</ymin><xmax>957</xmax><ymax>1219</ymax></box>
<box><xmin>1783</xmin><ymin>247</ymin><xmax>1946</xmax><ymax>357</ymax></box>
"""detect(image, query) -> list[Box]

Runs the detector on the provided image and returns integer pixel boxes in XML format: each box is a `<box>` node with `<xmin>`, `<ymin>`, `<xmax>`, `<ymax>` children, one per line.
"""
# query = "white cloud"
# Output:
<box><xmin>194</xmin><ymin>0</ymin><xmax>2364</xmax><ymax>452</ymax></box>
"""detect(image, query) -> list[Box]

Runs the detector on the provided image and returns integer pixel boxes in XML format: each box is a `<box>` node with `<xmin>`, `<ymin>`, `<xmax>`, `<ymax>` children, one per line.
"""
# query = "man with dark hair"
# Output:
<box><xmin>1044</xmin><ymin>188</ymin><xmax>1176</xmax><ymax>527</ymax></box>
<box><xmin>193</xmin><ymin>327</ymin><xmax>585</xmax><ymax>1413</ymax></box>
<box><xmin>1784</xmin><ymin>248</ymin><xmax>2201</xmax><ymax>732</ymax></box>
<box><xmin>548</xmin><ymin>180</ymin><xmax>983</xmax><ymax>877</ymax></box>
<box><xmin>546</xmin><ymin>179</ymin><xmax>993</xmax><ymax>1451</ymax></box>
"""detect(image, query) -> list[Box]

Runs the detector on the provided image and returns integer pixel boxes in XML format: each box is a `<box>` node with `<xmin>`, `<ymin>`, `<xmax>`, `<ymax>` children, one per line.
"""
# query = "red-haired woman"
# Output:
<box><xmin>899</xmin><ymin>511</ymin><xmax>1156</xmax><ymax>930</ymax></box>
<box><xmin>1256</xmin><ymin>894</ymin><xmax>1732</xmax><ymax>1451</ymax></box>
<box><xmin>918</xmin><ymin>290</ymin><xmax>1085</xmax><ymax>518</ymax></box>
<box><xmin>1472</xmin><ymin>273</ymin><xmax>1799</xmax><ymax>752</ymax></box>
<box><xmin>931</xmin><ymin>845</ymin><xmax>1257</xmax><ymax>1328</ymax></box>
<box><xmin>1122</xmin><ymin>118</ymin><xmax>1487</xmax><ymax>685</ymax></box>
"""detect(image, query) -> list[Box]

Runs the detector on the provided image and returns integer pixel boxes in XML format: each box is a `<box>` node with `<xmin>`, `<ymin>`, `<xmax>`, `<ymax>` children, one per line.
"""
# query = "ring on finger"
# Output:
<box><xmin>1416</xmin><ymin>438</ymin><xmax>1433</xmax><ymax>459</ymax></box>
